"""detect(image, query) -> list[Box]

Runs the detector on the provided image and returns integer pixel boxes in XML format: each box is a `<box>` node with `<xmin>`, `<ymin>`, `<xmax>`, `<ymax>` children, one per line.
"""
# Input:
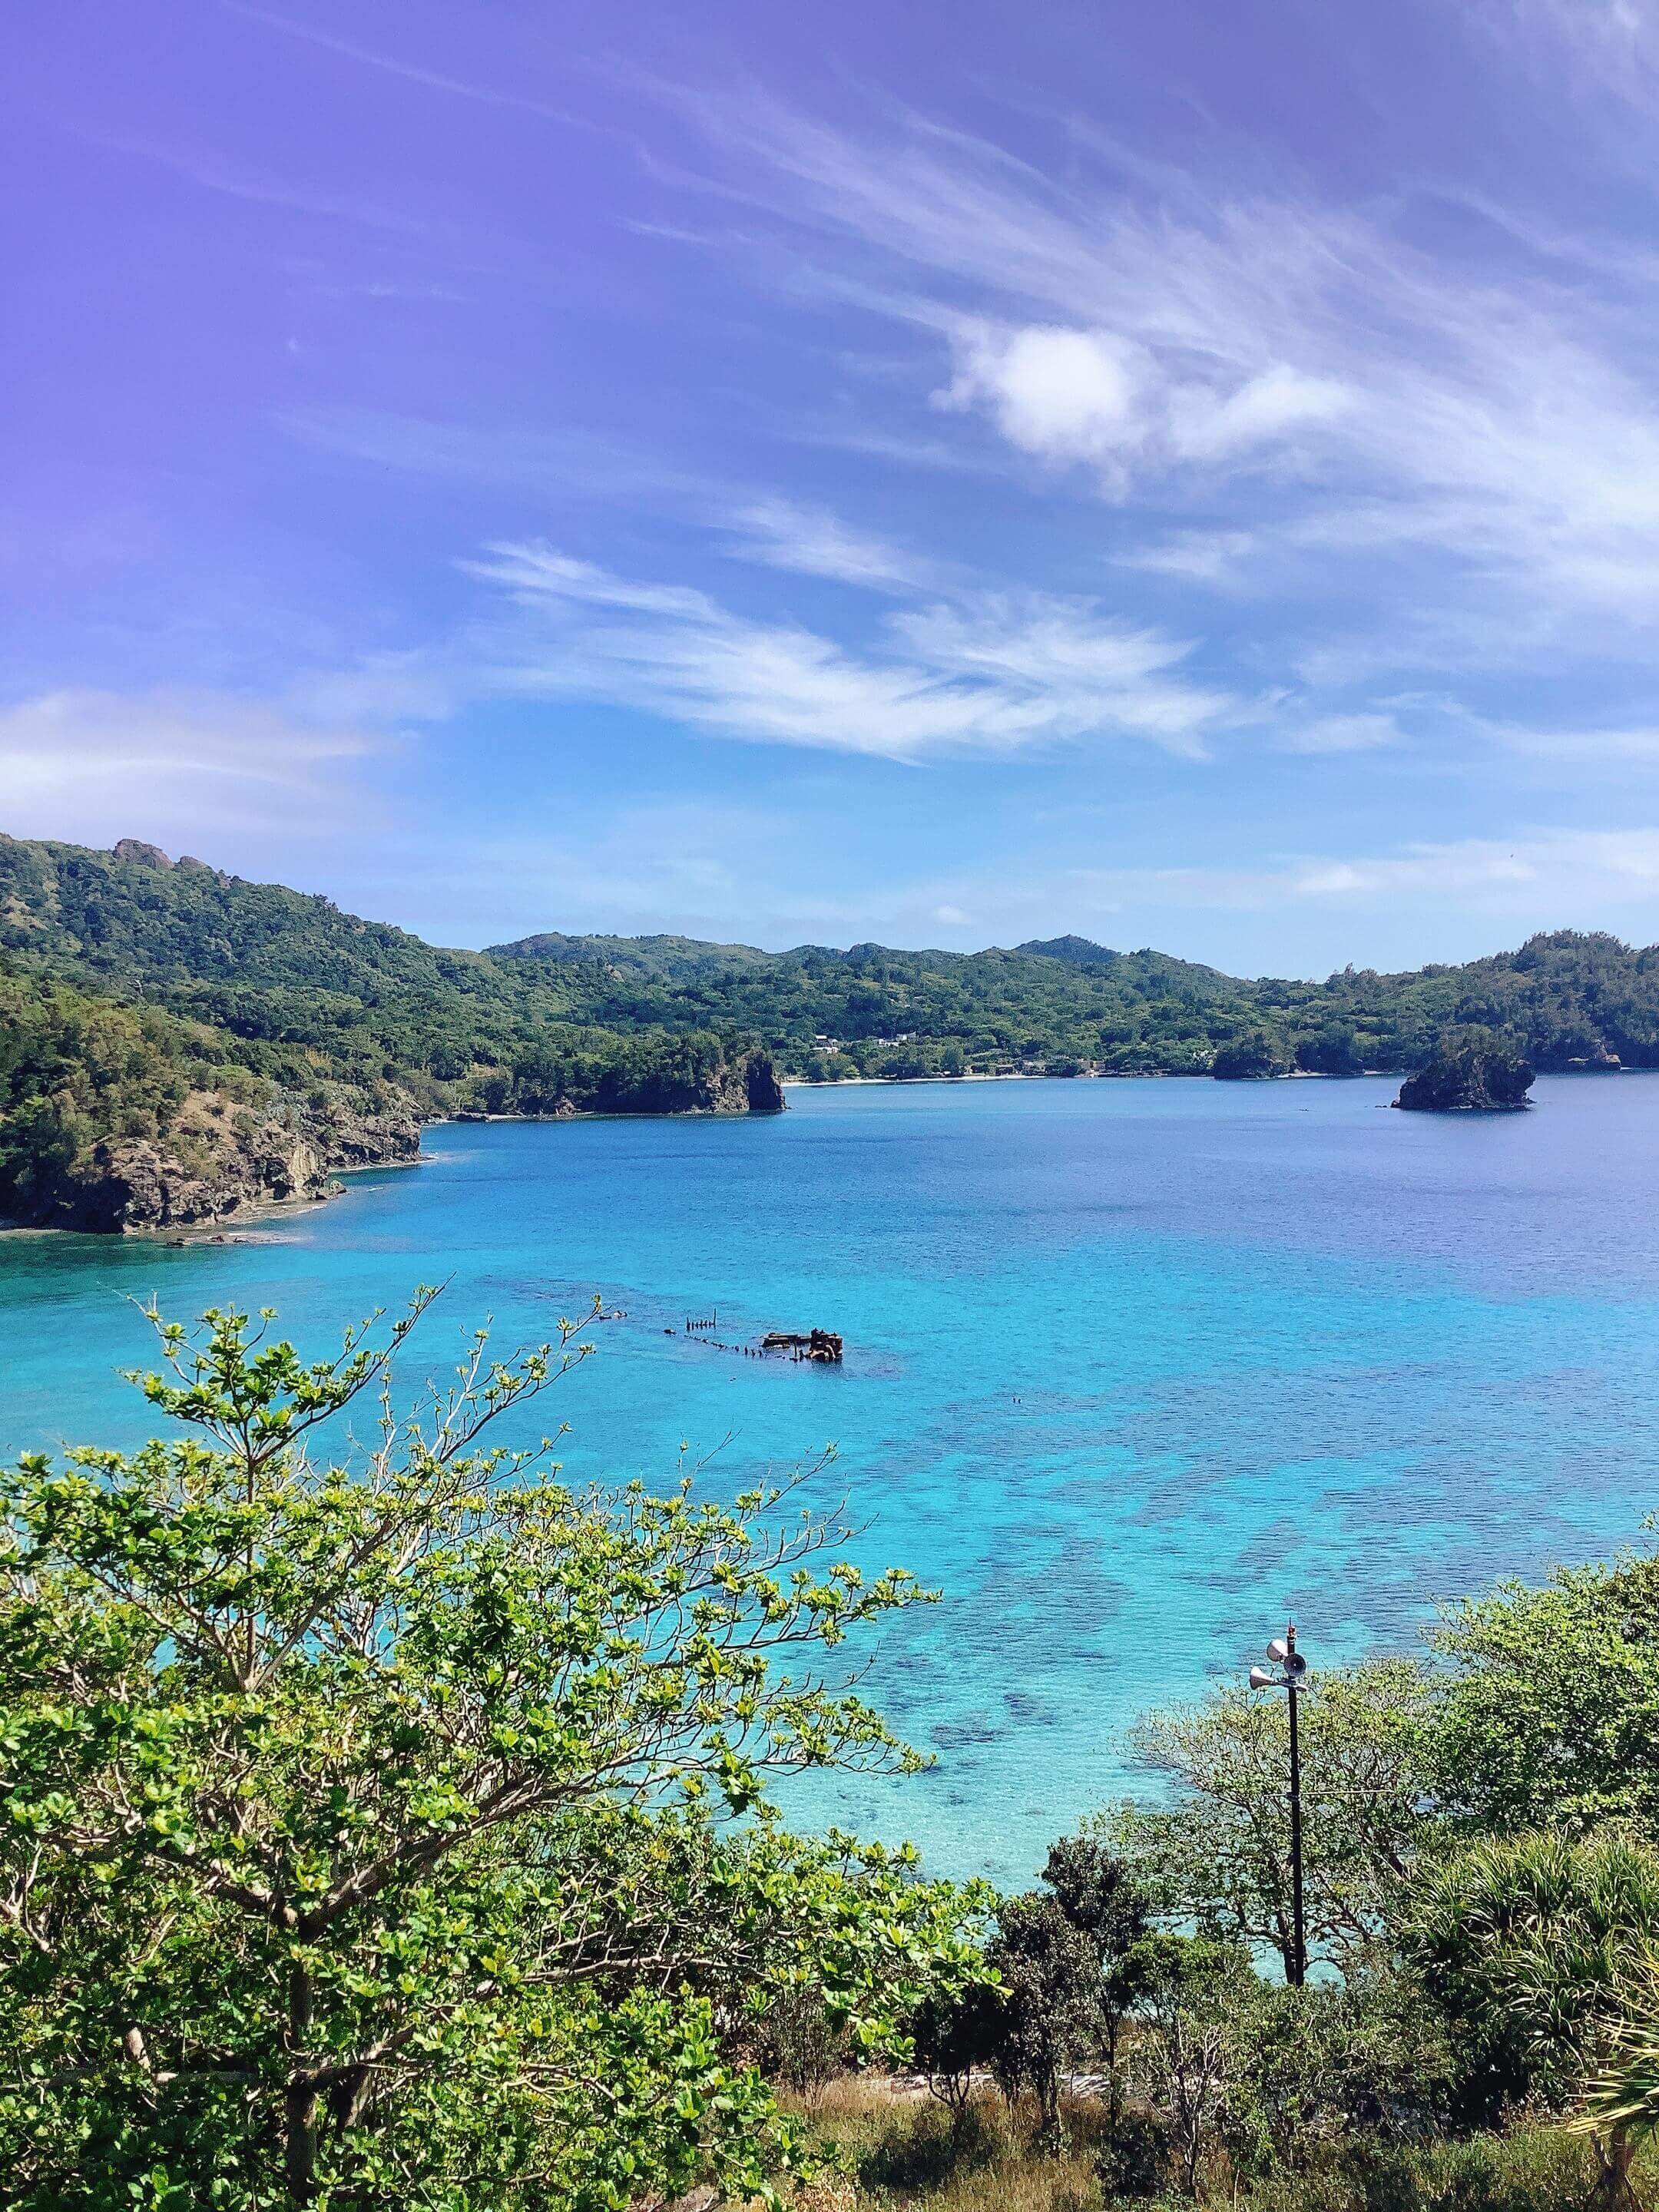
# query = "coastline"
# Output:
<box><xmin>0</xmin><ymin>1153</ymin><xmax>430</xmax><ymax>1244</ymax></box>
<box><xmin>431</xmin><ymin>1102</ymin><xmax>786</xmax><ymax>1124</ymax></box>
<box><xmin>780</xmin><ymin>1067</ymin><xmax>1386</xmax><ymax>1089</ymax></box>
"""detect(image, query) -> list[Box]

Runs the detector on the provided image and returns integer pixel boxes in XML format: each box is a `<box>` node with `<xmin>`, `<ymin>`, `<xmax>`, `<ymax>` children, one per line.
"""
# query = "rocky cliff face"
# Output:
<box><xmin>712</xmin><ymin>1049</ymin><xmax>786</xmax><ymax>1115</ymax></box>
<box><xmin>499</xmin><ymin>1045</ymin><xmax>787</xmax><ymax>1119</ymax></box>
<box><xmin>27</xmin><ymin>1082</ymin><xmax>422</xmax><ymax>1233</ymax></box>
<box><xmin>1394</xmin><ymin>1029</ymin><xmax>1535</xmax><ymax>1113</ymax></box>
<box><xmin>657</xmin><ymin>1048</ymin><xmax>785</xmax><ymax>1115</ymax></box>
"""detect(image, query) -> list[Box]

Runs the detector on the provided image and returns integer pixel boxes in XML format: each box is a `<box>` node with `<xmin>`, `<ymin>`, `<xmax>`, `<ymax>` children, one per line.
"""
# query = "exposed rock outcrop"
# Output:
<box><xmin>1393</xmin><ymin>1028</ymin><xmax>1534</xmax><ymax>1113</ymax></box>
<box><xmin>714</xmin><ymin>1048</ymin><xmax>786</xmax><ymax>1115</ymax></box>
<box><xmin>604</xmin><ymin>1043</ymin><xmax>784</xmax><ymax>1116</ymax></box>
<box><xmin>306</xmin><ymin>1084</ymin><xmax>424</xmax><ymax>1168</ymax></box>
<box><xmin>22</xmin><ymin>1081</ymin><xmax>422</xmax><ymax>1233</ymax></box>
<box><xmin>498</xmin><ymin>1045</ymin><xmax>786</xmax><ymax>1119</ymax></box>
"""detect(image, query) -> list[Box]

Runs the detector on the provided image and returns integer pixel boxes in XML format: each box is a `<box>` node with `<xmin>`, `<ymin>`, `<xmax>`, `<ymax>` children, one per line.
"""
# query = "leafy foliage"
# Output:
<box><xmin>8</xmin><ymin>835</ymin><xmax>1659</xmax><ymax>1113</ymax></box>
<box><xmin>1108</xmin><ymin>1659</ymin><xmax>1437</xmax><ymax>1979</ymax></box>
<box><xmin>1088</xmin><ymin>1544</ymin><xmax>1659</xmax><ymax>2194</ymax></box>
<box><xmin>4</xmin><ymin>830</ymin><xmax>1657</xmax><ymax>1224</ymax></box>
<box><xmin>1409</xmin><ymin>1830</ymin><xmax>1659</xmax><ymax>2120</ymax></box>
<box><xmin>1395</xmin><ymin>1025</ymin><xmax>1535</xmax><ymax>1111</ymax></box>
<box><xmin>497</xmin><ymin>923</ymin><xmax>1659</xmax><ymax>1080</ymax></box>
<box><xmin>0</xmin><ymin>967</ymin><xmax>233</xmax><ymax>1217</ymax></box>
<box><xmin>1431</xmin><ymin>1549</ymin><xmax>1659</xmax><ymax>1838</ymax></box>
<box><xmin>0</xmin><ymin>1293</ymin><xmax>984</xmax><ymax>2208</ymax></box>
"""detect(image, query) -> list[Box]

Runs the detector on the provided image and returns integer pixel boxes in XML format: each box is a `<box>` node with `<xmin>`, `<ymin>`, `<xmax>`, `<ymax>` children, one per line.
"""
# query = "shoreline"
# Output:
<box><xmin>0</xmin><ymin>1150</ymin><xmax>429</xmax><ymax>1246</ymax></box>
<box><xmin>780</xmin><ymin>1067</ymin><xmax>1394</xmax><ymax>1089</ymax></box>
<box><xmin>430</xmin><ymin>1103</ymin><xmax>786</xmax><ymax>1125</ymax></box>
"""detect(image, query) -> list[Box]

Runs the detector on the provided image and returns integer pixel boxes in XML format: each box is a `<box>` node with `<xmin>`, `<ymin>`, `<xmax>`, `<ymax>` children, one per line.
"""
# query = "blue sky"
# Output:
<box><xmin>8</xmin><ymin>0</ymin><xmax>1659</xmax><ymax>972</ymax></box>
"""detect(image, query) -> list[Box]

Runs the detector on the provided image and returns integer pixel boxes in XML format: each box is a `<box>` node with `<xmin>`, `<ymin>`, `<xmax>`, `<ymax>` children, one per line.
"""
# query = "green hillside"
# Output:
<box><xmin>4</xmin><ymin>826</ymin><xmax>1657</xmax><ymax>1230</ymax></box>
<box><xmin>0</xmin><ymin>835</ymin><xmax>783</xmax><ymax>1107</ymax></box>
<box><xmin>8</xmin><ymin>835</ymin><xmax>1659</xmax><ymax>1092</ymax></box>
<box><xmin>0</xmin><ymin>836</ymin><xmax>785</xmax><ymax>1230</ymax></box>
<box><xmin>491</xmin><ymin>922</ymin><xmax>1659</xmax><ymax>1081</ymax></box>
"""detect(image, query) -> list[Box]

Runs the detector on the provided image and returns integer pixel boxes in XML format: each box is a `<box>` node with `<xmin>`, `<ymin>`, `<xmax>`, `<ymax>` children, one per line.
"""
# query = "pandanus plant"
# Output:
<box><xmin>1411</xmin><ymin>1831</ymin><xmax>1659</xmax><ymax>2210</ymax></box>
<box><xmin>1574</xmin><ymin>1950</ymin><xmax>1659</xmax><ymax>2212</ymax></box>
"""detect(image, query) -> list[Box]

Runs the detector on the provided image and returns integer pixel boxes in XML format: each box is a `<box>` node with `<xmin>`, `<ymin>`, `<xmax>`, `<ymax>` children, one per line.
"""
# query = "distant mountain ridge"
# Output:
<box><xmin>495</xmin><ymin>930</ymin><xmax>781</xmax><ymax>982</ymax></box>
<box><xmin>488</xmin><ymin>917</ymin><xmax>1659</xmax><ymax>1081</ymax></box>
<box><xmin>3</xmin><ymin>828</ymin><xmax>1657</xmax><ymax>1230</ymax></box>
<box><xmin>1013</xmin><ymin>934</ymin><xmax>1119</xmax><ymax>969</ymax></box>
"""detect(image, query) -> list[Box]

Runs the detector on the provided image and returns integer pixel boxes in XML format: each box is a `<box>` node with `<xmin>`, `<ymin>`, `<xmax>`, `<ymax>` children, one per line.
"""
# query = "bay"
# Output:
<box><xmin>4</xmin><ymin>1073</ymin><xmax>1658</xmax><ymax>1889</ymax></box>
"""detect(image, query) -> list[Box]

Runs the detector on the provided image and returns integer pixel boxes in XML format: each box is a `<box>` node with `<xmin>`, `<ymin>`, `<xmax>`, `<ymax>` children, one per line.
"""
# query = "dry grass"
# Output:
<box><xmin>766</xmin><ymin>2077</ymin><xmax>1659</xmax><ymax>2212</ymax></box>
<box><xmin>788</xmin><ymin>2078</ymin><xmax>1105</xmax><ymax>2212</ymax></box>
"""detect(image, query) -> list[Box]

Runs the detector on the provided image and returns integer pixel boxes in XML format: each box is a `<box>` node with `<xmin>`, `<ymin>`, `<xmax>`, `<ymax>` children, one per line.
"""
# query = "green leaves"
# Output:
<box><xmin>1108</xmin><ymin>1657</ymin><xmax>1438</xmax><ymax>1981</ymax></box>
<box><xmin>1409</xmin><ymin>1829</ymin><xmax>1659</xmax><ymax>2120</ymax></box>
<box><xmin>1432</xmin><ymin>1551</ymin><xmax>1659</xmax><ymax>1837</ymax></box>
<box><xmin>0</xmin><ymin>1290</ymin><xmax>974</xmax><ymax>2210</ymax></box>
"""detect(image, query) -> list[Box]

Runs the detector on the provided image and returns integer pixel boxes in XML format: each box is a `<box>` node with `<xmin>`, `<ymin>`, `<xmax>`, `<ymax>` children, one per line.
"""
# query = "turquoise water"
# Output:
<box><xmin>4</xmin><ymin>1074</ymin><xmax>1658</xmax><ymax>1887</ymax></box>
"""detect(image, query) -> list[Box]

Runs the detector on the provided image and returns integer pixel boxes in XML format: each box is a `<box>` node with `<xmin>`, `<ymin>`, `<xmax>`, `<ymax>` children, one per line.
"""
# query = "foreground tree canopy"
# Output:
<box><xmin>15</xmin><ymin>1271</ymin><xmax>1659</xmax><ymax>2207</ymax></box>
<box><xmin>0</xmin><ymin>1293</ymin><xmax>988</xmax><ymax>2210</ymax></box>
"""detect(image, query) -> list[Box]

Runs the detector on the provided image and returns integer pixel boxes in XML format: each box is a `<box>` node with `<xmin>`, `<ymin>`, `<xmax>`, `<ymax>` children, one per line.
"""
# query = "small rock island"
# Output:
<box><xmin>1393</xmin><ymin>1026</ymin><xmax>1535</xmax><ymax>1112</ymax></box>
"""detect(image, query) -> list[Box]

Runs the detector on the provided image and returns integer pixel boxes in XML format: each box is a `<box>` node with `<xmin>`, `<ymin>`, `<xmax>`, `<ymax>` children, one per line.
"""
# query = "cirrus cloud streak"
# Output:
<box><xmin>464</xmin><ymin>539</ymin><xmax>1235</xmax><ymax>761</ymax></box>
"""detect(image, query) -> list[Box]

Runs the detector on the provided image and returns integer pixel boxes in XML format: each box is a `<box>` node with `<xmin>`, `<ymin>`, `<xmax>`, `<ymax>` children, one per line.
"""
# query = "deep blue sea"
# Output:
<box><xmin>5</xmin><ymin>1074</ymin><xmax>1658</xmax><ymax>1887</ymax></box>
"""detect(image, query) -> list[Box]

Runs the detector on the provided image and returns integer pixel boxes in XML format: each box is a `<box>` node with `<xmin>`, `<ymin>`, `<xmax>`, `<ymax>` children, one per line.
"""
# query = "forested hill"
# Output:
<box><xmin>6</xmin><ymin>833</ymin><xmax>1658</xmax><ymax>1090</ymax></box>
<box><xmin>0</xmin><ymin>835</ymin><xmax>784</xmax><ymax>1231</ymax></box>
<box><xmin>4</xmin><ymin>829</ymin><xmax>1657</xmax><ymax>1231</ymax></box>
<box><xmin>491</xmin><ymin>922</ymin><xmax>1659</xmax><ymax>1081</ymax></box>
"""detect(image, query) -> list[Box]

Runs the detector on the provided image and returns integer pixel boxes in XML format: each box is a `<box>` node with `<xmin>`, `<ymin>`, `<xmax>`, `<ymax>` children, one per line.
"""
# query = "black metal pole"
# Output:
<box><xmin>1286</xmin><ymin>1624</ymin><xmax>1306</xmax><ymax>1988</ymax></box>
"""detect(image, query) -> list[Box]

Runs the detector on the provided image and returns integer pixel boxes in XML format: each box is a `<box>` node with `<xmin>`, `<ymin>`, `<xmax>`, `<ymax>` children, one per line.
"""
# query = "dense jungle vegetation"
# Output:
<box><xmin>0</xmin><ymin>965</ymin><xmax>300</xmax><ymax>1227</ymax></box>
<box><xmin>0</xmin><ymin>836</ymin><xmax>783</xmax><ymax>1224</ymax></box>
<box><xmin>8</xmin><ymin>1287</ymin><xmax>1659</xmax><ymax>2210</ymax></box>
<box><xmin>3</xmin><ymin>827</ymin><xmax>1656</xmax><ymax>1223</ymax></box>
<box><xmin>498</xmin><ymin>925</ymin><xmax>1659</xmax><ymax>1081</ymax></box>
<box><xmin>5</xmin><ymin>833</ymin><xmax>1659</xmax><ymax>1100</ymax></box>
<box><xmin>0</xmin><ymin>835</ymin><xmax>783</xmax><ymax>1118</ymax></box>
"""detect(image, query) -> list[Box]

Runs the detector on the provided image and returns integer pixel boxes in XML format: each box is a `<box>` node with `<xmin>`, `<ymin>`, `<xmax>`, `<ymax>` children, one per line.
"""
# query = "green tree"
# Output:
<box><xmin>909</xmin><ymin>1976</ymin><xmax>1004</xmax><ymax>2131</ymax></box>
<box><xmin>1122</xmin><ymin>1934</ymin><xmax>1251</xmax><ymax>2196</ymax></box>
<box><xmin>1108</xmin><ymin>1659</ymin><xmax>1436</xmax><ymax>1979</ymax></box>
<box><xmin>1295</xmin><ymin>1023</ymin><xmax>1366</xmax><ymax>1076</ymax></box>
<box><xmin>1210</xmin><ymin>1029</ymin><xmax>1291</xmax><ymax>1080</ymax></box>
<box><xmin>1038</xmin><ymin>1834</ymin><xmax>1155</xmax><ymax>2118</ymax></box>
<box><xmin>1117</xmin><ymin>1945</ymin><xmax>1448</xmax><ymax>2200</ymax></box>
<box><xmin>983</xmin><ymin>1892</ymin><xmax>1101</xmax><ymax>2147</ymax></box>
<box><xmin>1432</xmin><ymin>1548</ymin><xmax>1659</xmax><ymax>1836</ymax></box>
<box><xmin>1210</xmin><ymin>1972</ymin><xmax>1450</xmax><ymax>2187</ymax></box>
<box><xmin>0</xmin><ymin>1293</ymin><xmax>983</xmax><ymax>2209</ymax></box>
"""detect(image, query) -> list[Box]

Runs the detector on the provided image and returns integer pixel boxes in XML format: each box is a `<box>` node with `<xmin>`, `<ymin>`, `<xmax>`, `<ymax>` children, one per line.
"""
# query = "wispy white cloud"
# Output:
<box><xmin>98</xmin><ymin>131</ymin><xmax>432</xmax><ymax>238</ymax></box>
<box><xmin>1273</xmin><ymin>712</ymin><xmax>1404</xmax><ymax>756</ymax></box>
<box><xmin>672</xmin><ymin>88</ymin><xmax>1659</xmax><ymax>664</ymax></box>
<box><xmin>221</xmin><ymin>2</ymin><xmax>578</xmax><ymax>124</ymax></box>
<box><xmin>1067</xmin><ymin>827</ymin><xmax>1659</xmax><ymax>916</ymax></box>
<box><xmin>720</xmin><ymin>498</ymin><xmax>937</xmax><ymax>591</ymax></box>
<box><xmin>1114</xmin><ymin>528</ymin><xmax>1261</xmax><ymax>584</ymax></box>
<box><xmin>0</xmin><ymin>684</ymin><xmax>393</xmax><ymax>847</ymax></box>
<box><xmin>464</xmin><ymin>538</ymin><xmax>1233</xmax><ymax>761</ymax></box>
<box><xmin>1502</xmin><ymin>723</ymin><xmax>1659</xmax><ymax>760</ymax></box>
<box><xmin>1469</xmin><ymin>0</ymin><xmax>1659</xmax><ymax>101</ymax></box>
<box><xmin>396</xmin><ymin>797</ymin><xmax>800</xmax><ymax>940</ymax></box>
<box><xmin>283</xmin><ymin>406</ymin><xmax>716</xmax><ymax>505</ymax></box>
